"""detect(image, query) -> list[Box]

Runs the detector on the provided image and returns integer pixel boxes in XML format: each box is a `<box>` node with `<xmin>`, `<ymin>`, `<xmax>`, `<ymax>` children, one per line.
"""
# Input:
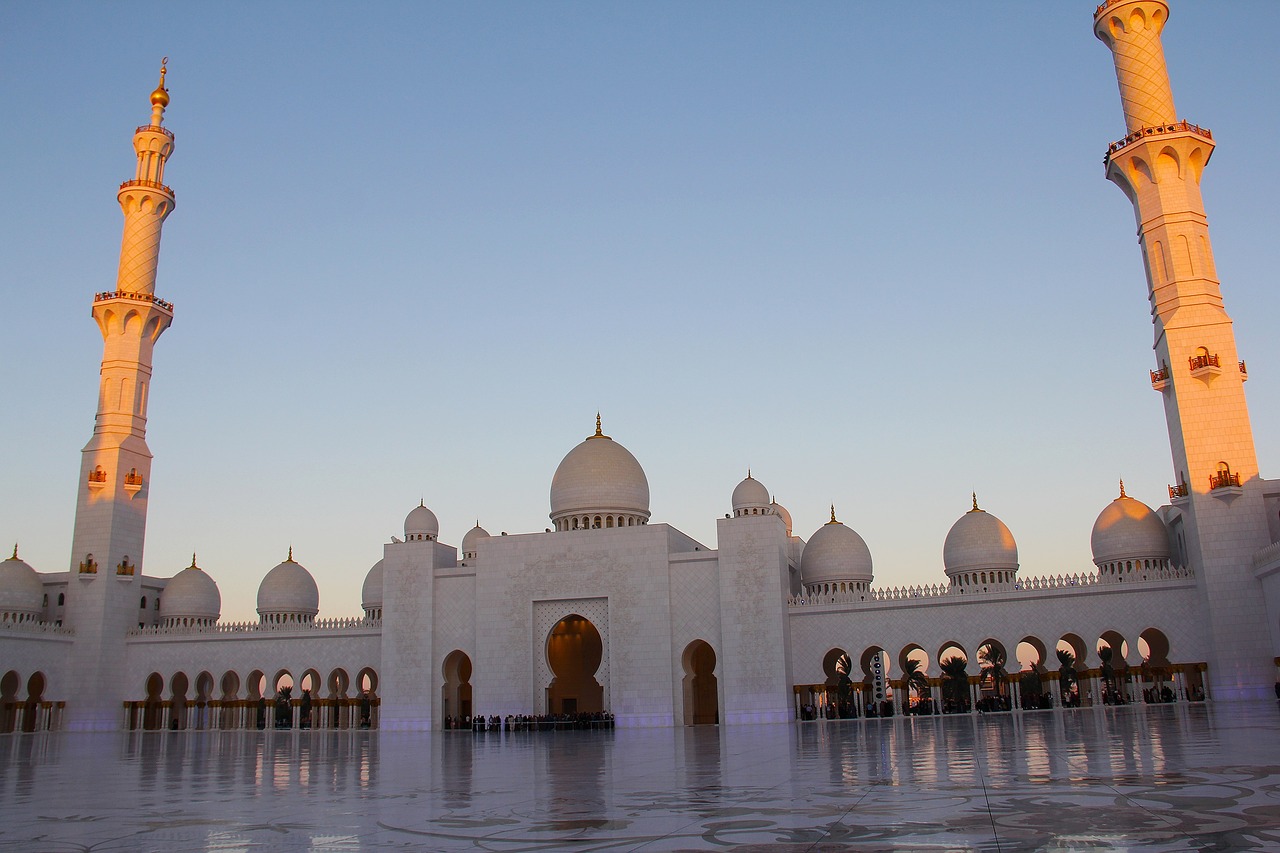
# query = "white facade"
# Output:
<box><xmin>2</xmin><ymin>3</ymin><xmax>1279</xmax><ymax>733</ymax></box>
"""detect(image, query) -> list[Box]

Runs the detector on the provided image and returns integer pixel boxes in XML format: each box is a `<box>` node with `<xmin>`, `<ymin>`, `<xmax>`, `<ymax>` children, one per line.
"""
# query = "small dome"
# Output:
<box><xmin>943</xmin><ymin>497</ymin><xmax>1018</xmax><ymax>577</ymax></box>
<box><xmin>150</xmin><ymin>62</ymin><xmax>169</xmax><ymax>108</ymax></box>
<box><xmin>801</xmin><ymin>510</ymin><xmax>873</xmax><ymax>587</ymax></box>
<box><xmin>461</xmin><ymin>523</ymin><xmax>489</xmax><ymax>557</ymax></box>
<box><xmin>161</xmin><ymin>556</ymin><xmax>221</xmax><ymax>623</ymax></box>
<box><xmin>0</xmin><ymin>547</ymin><xmax>44</xmax><ymax>619</ymax></box>
<box><xmin>549</xmin><ymin>416</ymin><xmax>651</xmax><ymax>525</ymax></box>
<box><xmin>771</xmin><ymin>500</ymin><xmax>793</xmax><ymax>537</ymax></box>
<box><xmin>1091</xmin><ymin>485</ymin><xmax>1171</xmax><ymax>565</ymax></box>
<box><xmin>405</xmin><ymin>501</ymin><xmax>439</xmax><ymax>540</ymax></box>
<box><xmin>256</xmin><ymin>550</ymin><xmax>319</xmax><ymax>622</ymax></box>
<box><xmin>731</xmin><ymin>472</ymin><xmax>771</xmax><ymax>514</ymax></box>
<box><xmin>361</xmin><ymin>559</ymin><xmax>383</xmax><ymax>612</ymax></box>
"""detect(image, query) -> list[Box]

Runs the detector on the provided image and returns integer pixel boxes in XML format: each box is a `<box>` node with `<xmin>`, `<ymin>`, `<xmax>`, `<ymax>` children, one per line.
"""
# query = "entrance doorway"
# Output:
<box><xmin>442</xmin><ymin>650</ymin><xmax>473</xmax><ymax>726</ymax></box>
<box><xmin>545</xmin><ymin>614</ymin><xmax>604</xmax><ymax>715</ymax></box>
<box><xmin>682</xmin><ymin>640</ymin><xmax>718</xmax><ymax>725</ymax></box>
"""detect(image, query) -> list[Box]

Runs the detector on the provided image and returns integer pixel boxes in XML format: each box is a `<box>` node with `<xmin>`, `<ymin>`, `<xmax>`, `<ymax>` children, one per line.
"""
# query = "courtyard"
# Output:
<box><xmin>2</xmin><ymin>700</ymin><xmax>1279</xmax><ymax>851</ymax></box>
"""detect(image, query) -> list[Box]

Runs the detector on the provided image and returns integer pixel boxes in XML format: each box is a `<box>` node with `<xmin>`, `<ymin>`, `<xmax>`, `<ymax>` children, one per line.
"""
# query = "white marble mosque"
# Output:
<box><xmin>3</xmin><ymin>0</ymin><xmax>1280</xmax><ymax>736</ymax></box>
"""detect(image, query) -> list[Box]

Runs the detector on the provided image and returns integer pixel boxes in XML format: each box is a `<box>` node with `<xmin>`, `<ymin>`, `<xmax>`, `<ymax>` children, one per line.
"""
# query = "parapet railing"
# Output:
<box><xmin>0</xmin><ymin>621</ymin><xmax>75</xmax><ymax>636</ymax></box>
<box><xmin>1104</xmin><ymin>121</ymin><xmax>1213</xmax><ymax>164</ymax></box>
<box><xmin>94</xmin><ymin>290</ymin><xmax>174</xmax><ymax>311</ymax></box>
<box><xmin>1251</xmin><ymin>540</ymin><xmax>1280</xmax><ymax>571</ymax></box>
<box><xmin>135</xmin><ymin>124</ymin><xmax>174</xmax><ymax>140</ymax></box>
<box><xmin>128</xmin><ymin>617</ymin><xmax>381</xmax><ymax>637</ymax></box>
<box><xmin>789</xmin><ymin>565</ymin><xmax>1193</xmax><ymax>608</ymax></box>
<box><xmin>119</xmin><ymin>178</ymin><xmax>174</xmax><ymax>196</ymax></box>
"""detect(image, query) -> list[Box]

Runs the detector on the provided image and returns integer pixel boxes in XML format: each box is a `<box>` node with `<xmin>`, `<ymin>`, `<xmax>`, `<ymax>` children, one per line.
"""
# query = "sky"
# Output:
<box><xmin>2</xmin><ymin>2</ymin><xmax>1279</xmax><ymax>623</ymax></box>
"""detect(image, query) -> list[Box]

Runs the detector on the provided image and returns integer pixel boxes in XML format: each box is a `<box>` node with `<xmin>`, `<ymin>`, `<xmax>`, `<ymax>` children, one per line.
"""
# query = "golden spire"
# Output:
<box><xmin>9</xmin><ymin>544</ymin><xmax>16</xmax><ymax>560</ymax></box>
<box><xmin>970</xmin><ymin>492</ymin><xmax>981</xmax><ymax>512</ymax></box>
<box><xmin>747</xmin><ymin>468</ymin><xmax>752</xmax><ymax>479</ymax></box>
<box><xmin>287</xmin><ymin>546</ymin><xmax>294</xmax><ymax>563</ymax></box>
<box><xmin>1118</xmin><ymin>478</ymin><xmax>1127</xmax><ymax>498</ymax></box>
<box><xmin>150</xmin><ymin>57</ymin><xmax>170</xmax><ymax>109</ymax></box>
<box><xmin>827</xmin><ymin>504</ymin><xmax>838</xmax><ymax>524</ymax></box>
<box><xmin>588</xmin><ymin>412</ymin><xmax>609</xmax><ymax>440</ymax></box>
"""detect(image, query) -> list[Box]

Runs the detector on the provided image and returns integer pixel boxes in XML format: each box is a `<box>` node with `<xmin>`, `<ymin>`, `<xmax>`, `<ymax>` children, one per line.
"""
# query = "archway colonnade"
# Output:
<box><xmin>795</xmin><ymin>627</ymin><xmax>1209</xmax><ymax>720</ymax></box>
<box><xmin>124</xmin><ymin>666</ymin><xmax>380</xmax><ymax>731</ymax></box>
<box><xmin>0</xmin><ymin>670</ymin><xmax>60</xmax><ymax>732</ymax></box>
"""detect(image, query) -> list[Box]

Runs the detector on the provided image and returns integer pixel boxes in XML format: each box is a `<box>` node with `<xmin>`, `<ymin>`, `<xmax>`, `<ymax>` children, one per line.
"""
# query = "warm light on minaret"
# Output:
<box><xmin>1095</xmin><ymin>0</ymin><xmax>1271</xmax><ymax>699</ymax></box>
<box><xmin>64</xmin><ymin>63</ymin><xmax>178</xmax><ymax>730</ymax></box>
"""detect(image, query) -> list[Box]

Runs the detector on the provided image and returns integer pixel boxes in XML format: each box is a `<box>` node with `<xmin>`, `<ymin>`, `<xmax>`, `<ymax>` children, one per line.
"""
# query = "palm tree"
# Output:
<box><xmin>978</xmin><ymin>643</ymin><xmax>1009</xmax><ymax>703</ymax></box>
<box><xmin>1098</xmin><ymin>645</ymin><xmax>1116</xmax><ymax>703</ymax></box>
<box><xmin>902</xmin><ymin>658</ymin><xmax>931</xmax><ymax>714</ymax></box>
<box><xmin>1056</xmin><ymin>648</ymin><xmax>1077</xmax><ymax>706</ymax></box>
<box><xmin>834</xmin><ymin>653</ymin><xmax>854</xmax><ymax>718</ymax></box>
<box><xmin>940</xmin><ymin>655</ymin><xmax>970</xmax><ymax>713</ymax></box>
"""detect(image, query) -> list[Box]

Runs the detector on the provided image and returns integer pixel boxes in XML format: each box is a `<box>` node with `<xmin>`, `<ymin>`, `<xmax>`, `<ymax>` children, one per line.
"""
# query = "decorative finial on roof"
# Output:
<box><xmin>287</xmin><ymin>546</ymin><xmax>294</xmax><ymax>563</ymax></box>
<box><xmin>588</xmin><ymin>412</ymin><xmax>609</xmax><ymax>440</ymax></box>
<box><xmin>190</xmin><ymin>552</ymin><xmax>201</xmax><ymax>570</ymax></box>
<box><xmin>10</xmin><ymin>544</ymin><xmax>17</xmax><ymax>560</ymax></box>
<box><xmin>971</xmin><ymin>491</ymin><xmax>981</xmax><ymax>512</ymax></box>
<box><xmin>1119</xmin><ymin>478</ymin><xmax>1127</xmax><ymax>498</ymax></box>
<box><xmin>150</xmin><ymin>57</ymin><xmax>170</xmax><ymax>111</ymax></box>
<box><xmin>827</xmin><ymin>504</ymin><xmax>838</xmax><ymax>524</ymax></box>
<box><xmin>420</xmin><ymin>498</ymin><xmax>425</xmax><ymax>508</ymax></box>
<box><xmin>747</xmin><ymin>468</ymin><xmax>752</xmax><ymax>479</ymax></box>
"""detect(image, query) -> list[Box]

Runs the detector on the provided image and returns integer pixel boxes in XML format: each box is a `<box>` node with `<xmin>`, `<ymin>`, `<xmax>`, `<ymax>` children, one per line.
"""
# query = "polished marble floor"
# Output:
<box><xmin>2</xmin><ymin>701</ymin><xmax>1279</xmax><ymax>852</ymax></box>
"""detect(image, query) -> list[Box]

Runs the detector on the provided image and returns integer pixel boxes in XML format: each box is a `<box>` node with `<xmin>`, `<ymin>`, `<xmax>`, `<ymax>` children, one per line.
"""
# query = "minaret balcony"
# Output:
<box><xmin>1150</xmin><ymin>365</ymin><xmax>1169</xmax><ymax>392</ymax></box>
<box><xmin>1103</xmin><ymin>121</ymin><xmax>1213</xmax><ymax>166</ymax></box>
<box><xmin>93</xmin><ymin>290</ymin><xmax>174</xmax><ymax>312</ymax></box>
<box><xmin>1168</xmin><ymin>482</ymin><xmax>1190</xmax><ymax>504</ymax></box>
<box><xmin>119</xmin><ymin>178</ymin><xmax>174</xmax><ymax>196</ymax></box>
<box><xmin>1209</xmin><ymin>470</ymin><xmax>1241</xmax><ymax>491</ymax></box>
<box><xmin>1239</xmin><ymin>360</ymin><xmax>1248</xmax><ymax>381</ymax></box>
<box><xmin>134</xmin><ymin>124</ymin><xmax>174</xmax><ymax>140</ymax></box>
<box><xmin>123</xmin><ymin>469</ymin><xmax>144</xmax><ymax>497</ymax></box>
<box><xmin>1189</xmin><ymin>353</ymin><xmax>1221</xmax><ymax>385</ymax></box>
<box><xmin>87</xmin><ymin>468</ymin><xmax>107</xmax><ymax>491</ymax></box>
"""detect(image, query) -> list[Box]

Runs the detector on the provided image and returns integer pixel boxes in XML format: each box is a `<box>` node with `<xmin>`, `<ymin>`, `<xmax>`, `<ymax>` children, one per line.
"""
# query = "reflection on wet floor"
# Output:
<box><xmin>0</xmin><ymin>701</ymin><xmax>1278</xmax><ymax>851</ymax></box>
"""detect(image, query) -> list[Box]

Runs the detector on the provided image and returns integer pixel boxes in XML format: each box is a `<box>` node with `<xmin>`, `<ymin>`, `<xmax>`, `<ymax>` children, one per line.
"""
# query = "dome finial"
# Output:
<box><xmin>747</xmin><ymin>468</ymin><xmax>752</xmax><ymax>479</ymax></box>
<box><xmin>1118</xmin><ymin>478</ymin><xmax>1127</xmax><ymax>498</ymax></box>
<box><xmin>10</xmin><ymin>544</ymin><xmax>16</xmax><ymax>560</ymax></box>
<box><xmin>149</xmin><ymin>57</ymin><xmax>170</xmax><ymax>113</ymax></box>
<box><xmin>971</xmin><ymin>491</ymin><xmax>981</xmax><ymax>512</ymax></box>
<box><xmin>287</xmin><ymin>545</ymin><xmax>294</xmax><ymax>563</ymax></box>
<box><xmin>587</xmin><ymin>412</ymin><xmax>610</xmax><ymax>440</ymax></box>
<box><xmin>190</xmin><ymin>552</ymin><xmax>199</xmax><ymax>569</ymax></box>
<box><xmin>828</xmin><ymin>504</ymin><xmax>838</xmax><ymax>524</ymax></box>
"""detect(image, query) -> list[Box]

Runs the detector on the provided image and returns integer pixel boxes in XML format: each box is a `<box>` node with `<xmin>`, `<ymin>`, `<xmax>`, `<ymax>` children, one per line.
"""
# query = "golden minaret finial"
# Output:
<box><xmin>190</xmin><ymin>552</ymin><xmax>199</xmax><ymax>569</ymax></box>
<box><xmin>588</xmin><ymin>412</ymin><xmax>609</xmax><ymax>440</ymax></box>
<box><xmin>150</xmin><ymin>57</ymin><xmax>170</xmax><ymax>112</ymax></box>
<box><xmin>287</xmin><ymin>546</ymin><xmax>294</xmax><ymax>563</ymax></box>
<box><xmin>827</xmin><ymin>504</ymin><xmax>838</xmax><ymax>524</ymax></box>
<box><xmin>971</xmin><ymin>492</ymin><xmax>980</xmax><ymax>512</ymax></box>
<box><xmin>1119</xmin><ymin>478</ymin><xmax>1127</xmax><ymax>498</ymax></box>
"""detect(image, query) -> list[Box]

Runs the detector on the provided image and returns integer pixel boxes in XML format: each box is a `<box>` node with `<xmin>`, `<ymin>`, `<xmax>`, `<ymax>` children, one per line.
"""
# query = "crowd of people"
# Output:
<box><xmin>444</xmin><ymin>712</ymin><xmax>615</xmax><ymax>732</ymax></box>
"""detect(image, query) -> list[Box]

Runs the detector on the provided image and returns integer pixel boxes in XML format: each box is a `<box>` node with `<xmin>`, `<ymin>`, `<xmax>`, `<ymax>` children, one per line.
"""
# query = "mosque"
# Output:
<box><xmin>3</xmin><ymin>0</ymin><xmax>1280</xmax><ymax>733</ymax></box>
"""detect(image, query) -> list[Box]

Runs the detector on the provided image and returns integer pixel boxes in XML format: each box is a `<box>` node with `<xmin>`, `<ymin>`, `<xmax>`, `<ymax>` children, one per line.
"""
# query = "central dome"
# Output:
<box><xmin>550</xmin><ymin>416</ymin><xmax>650</xmax><ymax>530</ymax></box>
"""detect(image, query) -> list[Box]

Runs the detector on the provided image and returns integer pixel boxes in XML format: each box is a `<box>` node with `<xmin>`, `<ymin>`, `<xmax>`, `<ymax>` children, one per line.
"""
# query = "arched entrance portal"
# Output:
<box><xmin>546</xmin><ymin>614</ymin><xmax>604</xmax><ymax>715</ymax></box>
<box><xmin>682</xmin><ymin>640</ymin><xmax>718</xmax><ymax>725</ymax></box>
<box><xmin>442</xmin><ymin>650</ymin><xmax>473</xmax><ymax>726</ymax></box>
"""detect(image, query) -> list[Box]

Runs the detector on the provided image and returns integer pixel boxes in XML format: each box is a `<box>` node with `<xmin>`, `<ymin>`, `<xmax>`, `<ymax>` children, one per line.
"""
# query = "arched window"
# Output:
<box><xmin>57</xmin><ymin>593</ymin><xmax>65</xmax><ymax>606</ymax></box>
<box><xmin>140</xmin><ymin>596</ymin><xmax>147</xmax><ymax>609</ymax></box>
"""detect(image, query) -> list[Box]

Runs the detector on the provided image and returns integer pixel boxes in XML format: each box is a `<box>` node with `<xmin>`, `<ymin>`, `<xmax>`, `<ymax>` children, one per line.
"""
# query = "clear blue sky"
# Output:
<box><xmin>3</xmin><ymin>2</ymin><xmax>1278</xmax><ymax>621</ymax></box>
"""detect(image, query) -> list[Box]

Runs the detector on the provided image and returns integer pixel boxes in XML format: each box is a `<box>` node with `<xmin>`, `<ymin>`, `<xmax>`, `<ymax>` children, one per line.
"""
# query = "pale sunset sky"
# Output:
<box><xmin>2</xmin><ymin>2</ymin><xmax>1278</xmax><ymax>621</ymax></box>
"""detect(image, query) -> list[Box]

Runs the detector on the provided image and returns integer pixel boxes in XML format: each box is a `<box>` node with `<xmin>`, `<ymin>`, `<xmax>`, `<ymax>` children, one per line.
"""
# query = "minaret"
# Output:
<box><xmin>1095</xmin><ymin>2</ymin><xmax>1271</xmax><ymax>698</ymax></box>
<box><xmin>64</xmin><ymin>62</ymin><xmax>177</xmax><ymax>730</ymax></box>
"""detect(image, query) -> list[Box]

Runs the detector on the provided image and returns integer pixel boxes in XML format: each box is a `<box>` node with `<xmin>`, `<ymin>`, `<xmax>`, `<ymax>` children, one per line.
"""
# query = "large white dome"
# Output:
<box><xmin>161</xmin><ymin>556</ymin><xmax>221</xmax><ymax>625</ymax></box>
<box><xmin>404</xmin><ymin>502</ymin><xmax>439</xmax><ymax>541</ymax></box>
<box><xmin>461</xmin><ymin>523</ymin><xmax>489</xmax><ymax>559</ymax></box>
<box><xmin>256</xmin><ymin>550</ymin><xmax>319</xmax><ymax>623</ymax></box>
<box><xmin>361</xmin><ymin>558</ymin><xmax>383</xmax><ymax>614</ymax></box>
<box><xmin>801</xmin><ymin>510</ymin><xmax>873</xmax><ymax>589</ymax></box>
<box><xmin>943</xmin><ymin>497</ymin><xmax>1018</xmax><ymax>577</ymax></box>
<box><xmin>549</xmin><ymin>417</ymin><xmax>650</xmax><ymax>528</ymax></box>
<box><xmin>1091</xmin><ymin>485</ymin><xmax>1171</xmax><ymax>568</ymax></box>
<box><xmin>731</xmin><ymin>473</ymin><xmax>770</xmax><ymax>514</ymax></box>
<box><xmin>0</xmin><ymin>547</ymin><xmax>43</xmax><ymax>621</ymax></box>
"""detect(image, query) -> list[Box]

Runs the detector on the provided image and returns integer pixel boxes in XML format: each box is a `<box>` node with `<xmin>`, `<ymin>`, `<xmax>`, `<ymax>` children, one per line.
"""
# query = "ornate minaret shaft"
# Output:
<box><xmin>1095</xmin><ymin>1</ymin><xmax>1271</xmax><ymax>698</ymax></box>
<box><xmin>64</xmin><ymin>62</ymin><xmax>176</xmax><ymax>730</ymax></box>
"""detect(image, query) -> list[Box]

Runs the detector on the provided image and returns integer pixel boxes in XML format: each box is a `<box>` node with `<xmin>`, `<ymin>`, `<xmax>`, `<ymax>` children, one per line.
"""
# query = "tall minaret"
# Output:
<box><xmin>64</xmin><ymin>62</ymin><xmax>177</xmax><ymax>730</ymax></box>
<box><xmin>1095</xmin><ymin>2</ymin><xmax>1272</xmax><ymax>698</ymax></box>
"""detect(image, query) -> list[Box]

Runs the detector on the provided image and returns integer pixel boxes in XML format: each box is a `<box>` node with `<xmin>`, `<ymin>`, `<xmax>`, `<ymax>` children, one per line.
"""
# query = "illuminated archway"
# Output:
<box><xmin>546</xmin><ymin>614</ymin><xmax>604</xmax><ymax>715</ymax></box>
<box><xmin>681</xmin><ymin>640</ymin><xmax>718</xmax><ymax>725</ymax></box>
<box><xmin>442</xmin><ymin>650</ymin><xmax>473</xmax><ymax>727</ymax></box>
